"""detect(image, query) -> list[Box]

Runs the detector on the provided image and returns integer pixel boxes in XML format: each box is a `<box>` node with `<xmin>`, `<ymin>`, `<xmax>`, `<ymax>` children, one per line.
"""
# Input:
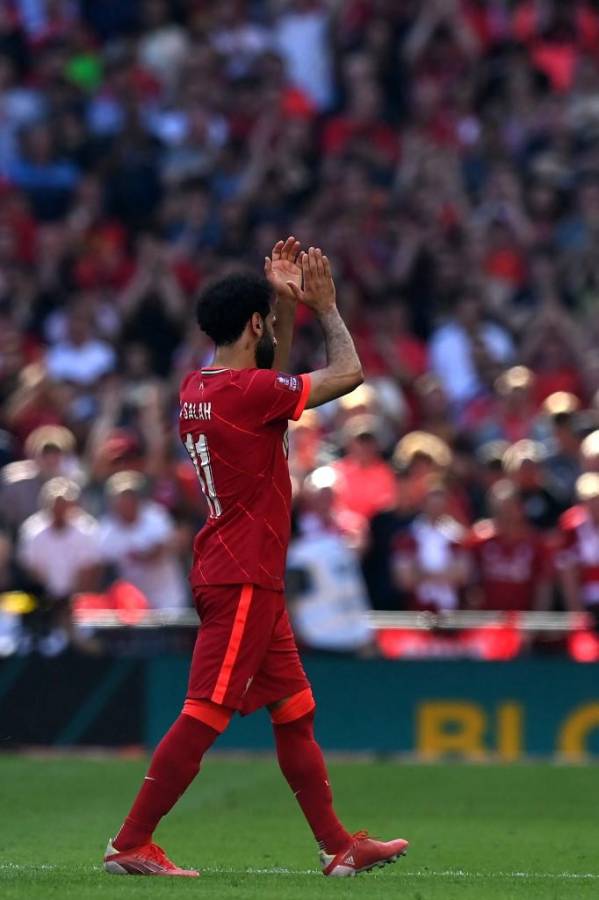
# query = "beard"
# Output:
<box><xmin>255</xmin><ymin>330</ymin><xmax>276</xmax><ymax>369</ymax></box>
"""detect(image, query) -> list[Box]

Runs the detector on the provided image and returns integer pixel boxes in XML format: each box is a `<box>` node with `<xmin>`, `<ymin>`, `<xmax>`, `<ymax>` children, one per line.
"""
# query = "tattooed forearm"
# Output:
<box><xmin>300</xmin><ymin>305</ymin><xmax>363</xmax><ymax>406</ymax></box>
<box><xmin>291</xmin><ymin>246</ymin><xmax>364</xmax><ymax>408</ymax></box>
<box><xmin>318</xmin><ymin>307</ymin><xmax>362</xmax><ymax>379</ymax></box>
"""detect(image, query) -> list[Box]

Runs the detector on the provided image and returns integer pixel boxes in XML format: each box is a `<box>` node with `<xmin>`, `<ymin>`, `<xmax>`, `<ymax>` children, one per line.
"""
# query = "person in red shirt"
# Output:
<box><xmin>465</xmin><ymin>365</ymin><xmax>539</xmax><ymax>447</ymax></box>
<box><xmin>321</xmin><ymin>79</ymin><xmax>399</xmax><ymax>165</ymax></box>
<box><xmin>468</xmin><ymin>479</ymin><xmax>551</xmax><ymax>612</ymax></box>
<box><xmin>353</xmin><ymin>299</ymin><xmax>428</xmax><ymax>382</ymax></box>
<box><xmin>104</xmin><ymin>239</ymin><xmax>408</xmax><ymax>878</ymax></box>
<box><xmin>557</xmin><ymin>472</ymin><xmax>599</xmax><ymax>613</ymax></box>
<box><xmin>332</xmin><ymin>415</ymin><xmax>397</xmax><ymax>520</ymax></box>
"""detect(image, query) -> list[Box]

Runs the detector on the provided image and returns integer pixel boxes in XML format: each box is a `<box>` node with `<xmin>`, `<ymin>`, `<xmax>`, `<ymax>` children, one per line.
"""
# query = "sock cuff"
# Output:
<box><xmin>182</xmin><ymin>698</ymin><xmax>233</xmax><ymax>733</ymax></box>
<box><xmin>271</xmin><ymin>689</ymin><xmax>315</xmax><ymax>725</ymax></box>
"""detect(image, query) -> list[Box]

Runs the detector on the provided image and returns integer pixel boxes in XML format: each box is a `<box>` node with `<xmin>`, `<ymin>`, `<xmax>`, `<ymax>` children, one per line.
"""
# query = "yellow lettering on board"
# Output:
<box><xmin>497</xmin><ymin>703</ymin><xmax>523</xmax><ymax>761</ymax></box>
<box><xmin>417</xmin><ymin>702</ymin><xmax>486</xmax><ymax>759</ymax></box>
<box><xmin>558</xmin><ymin>704</ymin><xmax>599</xmax><ymax>760</ymax></box>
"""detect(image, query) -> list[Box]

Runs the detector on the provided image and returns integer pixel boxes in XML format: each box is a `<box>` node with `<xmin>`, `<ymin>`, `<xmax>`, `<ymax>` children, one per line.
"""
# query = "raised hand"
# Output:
<box><xmin>286</xmin><ymin>247</ymin><xmax>336</xmax><ymax>314</ymax></box>
<box><xmin>264</xmin><ymin>236</ymin><xmax>302</xmax><ymax>303</ymax></box>
<box><xmin>288</xmin><ymin>246</ymin><xmax>362</xmax><ymax>408</ymax></box>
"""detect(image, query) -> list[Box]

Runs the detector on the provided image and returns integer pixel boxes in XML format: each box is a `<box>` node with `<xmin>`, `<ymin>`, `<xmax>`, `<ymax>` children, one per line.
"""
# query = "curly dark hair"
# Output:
<box><xmin>196</xmin><ymin>273</ymin><xmax>273</xmax><ymax>346</ymax></box>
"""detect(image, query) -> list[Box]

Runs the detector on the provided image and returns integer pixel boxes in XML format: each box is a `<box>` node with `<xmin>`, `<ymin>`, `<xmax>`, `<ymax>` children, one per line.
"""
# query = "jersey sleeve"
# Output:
<box><xmin>242</xmin><ymin>370</ymin><xmax>311</xmax><ymax>425</ymax></box>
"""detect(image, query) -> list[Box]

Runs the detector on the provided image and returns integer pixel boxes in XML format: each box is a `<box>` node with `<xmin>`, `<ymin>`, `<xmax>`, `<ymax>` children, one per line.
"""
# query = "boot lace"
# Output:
<box><xmin>145</xmin><ymin>844</ymin><xmax>172</xmax><ymax>867</ymax></box>
<box><xmin>352</xmin><ymin>830</ymin><xmax>370</xmax><ymax>842</ymax></box>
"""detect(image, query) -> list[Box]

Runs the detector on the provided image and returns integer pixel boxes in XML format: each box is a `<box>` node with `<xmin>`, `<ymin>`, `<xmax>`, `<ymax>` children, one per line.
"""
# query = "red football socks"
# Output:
<box><xmin>273</xmin><ymin>709</ymin><xmax>351</xmax><ymax>854</ymax></box>
<box><xmin>114</xmin><ymin>714</ymin><xmax>219</xmax><ymax>851</ymax></box>
<box><xmin>114</xmin><ymin>708</ymin><xmax>350</xmax><ymax>856</ymax></box>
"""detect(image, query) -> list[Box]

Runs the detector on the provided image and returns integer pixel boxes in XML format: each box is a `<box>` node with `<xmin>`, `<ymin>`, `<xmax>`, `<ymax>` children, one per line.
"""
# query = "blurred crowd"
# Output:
<box><xmin>5</xmin><ymin>0</ymin><xmax>599</xmax><ymax>655</ymax></box>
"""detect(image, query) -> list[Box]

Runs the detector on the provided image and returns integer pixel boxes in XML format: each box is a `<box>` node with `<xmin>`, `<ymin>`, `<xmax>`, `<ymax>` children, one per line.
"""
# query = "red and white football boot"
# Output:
<box><xmin>320</xmin><ymin>830</ymin><xmax>409</xmax><ymax>877</ymax></box>
<box><xmin>103</xmin><ymin>839</ymin><xmax>199</xmax><ymax>876</ymax></box>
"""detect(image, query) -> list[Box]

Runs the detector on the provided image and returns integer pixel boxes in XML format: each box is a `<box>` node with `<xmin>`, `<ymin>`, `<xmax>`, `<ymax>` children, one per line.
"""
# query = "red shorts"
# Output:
<box><xmin>187</xmin><ymin>583</ymin><xmax>311</xmax><ymax>715</ymax></box>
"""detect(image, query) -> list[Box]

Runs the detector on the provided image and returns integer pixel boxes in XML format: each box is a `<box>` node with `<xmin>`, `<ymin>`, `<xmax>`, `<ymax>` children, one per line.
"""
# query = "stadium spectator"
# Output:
<box><xmin>287</xmin><ymin>410</ymin><xmax>332</xmax><ymax>484</ymax></box>
<box><xmin>466</xmin><ymin>366</ymin><xmax>537</xmax><ymax>447</ymax></box>
<box><xmin>287</xmin><ymin>468</ymin><xmax>372</xmax><ymax>654</ymax></box>
<box><xmin>392</xmin><ymin>478</ymin><xmax>468</xmax><ymax>612</ymax></box>
<box><xmin>17</xmin><ymin>476</ymin><xmax>99</xmax><ymax>654</ymax></box>
<box><xmin>0</xmin><ymin>425</ymin><xmax>79</xmax><ymax>532</ymax></box>
<box><xmin>210</xmin><ymin>2</ymin><xmax>271</xmax><ymax>79</ymax></box>
<box><xmin>557</xmin><ymin>472</ymin><xmax>599</xmax><ymax>615</ymax></box>
<box><xmin>116</xmin><ymin>233</ymin><xmax>189</xmax><ymax>376</ymax></box>
<box><xmin>275</xmin><ymin>0</ymin><xmax>335</xmax><ymax>111</ymax></box>
<box><xmin>334</xmin><ymin>383</ymin><xmax>389</xmax><ymax>432</ymax></box>
<box><xmin>353</xmin><ymin>298</ymin><xmax>427</xmax><ymax>390</ymax></box>
<box><xmin>45</xmin><ymin>303</ymin><xmax>116</xmax><ymax>387</ymax></box>
<box><xmin>331</xmin><ymin>415</ymin><xmax>396</xmax><ymax>520</ymax></box>
<box><xmin>468</xmin><ymin>480</ymin><xmax>551</xmax><ymax>611</ymax></box>
<box><xmin>3</xmin><ymin>0</ymin><xmax>599</xmax><ymax>651</ymax></box>
<box><xmin>520</xmin><ymin>302</ymin><xmax>588</xmax><ymax>403</ymax></box>
<box><xmin>502</xmin><ymin>439</ymin><xmax>565</xmax><ymax>530</ymax></box>
<box><xmin>412</xmin><ymin>374</ymin><xmax>455</xmax><ymax>445</ymax></box>
<box><xmin>0</xmin><ymin>529</ymin><xmax>33</xmax><ymax>656</ymax></box>
<box><xmin>538</xmin><ymin>392</ymin><xmax>583</xmax><ymax>502</ymax></box>
<box><xmin>98</xmin><ymin>471</ymin><xmax>188</xmax><ymax>611</ymax></box>
<box><xmin>429</xmin><ymin>292</ymin><xmax>514</xmax><ymax>411</ymax></box>
<box><xmin>0</xmin><ymin>51</ymin><xmax>45</xmax><ymax>175</ymax></box>
<box><xmin>8</xmin><ymin>122</ymin><xmax>80</xmax><ymax>221</ymax></box>
<box><xmin>393</xmin><ymin>431</ymin><xmax>469</xmax><ymax>521</ymax></box>
<box><xmin>458</xmin><ymin>439</ymin><xmax>510</xmax><ymax>522</ymax></box>
<box><xmin>3</xmin><ymin>363</ymin><xmax>71</xmax><ymax>449</ymax></box>
<box><xmin>137</xmin><ymin>0</ymin><xmax>189</xmax><ymax>90</ymax></box>
<box><xmin>329</xmin><ymin>382</ymin><xmax>404</xmax><ymax>466</ymax></box>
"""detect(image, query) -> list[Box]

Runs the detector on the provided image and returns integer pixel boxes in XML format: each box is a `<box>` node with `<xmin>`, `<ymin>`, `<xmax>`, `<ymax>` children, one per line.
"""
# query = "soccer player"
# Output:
<box><xmin>103</xmin><ymin>238</ymin><xmax>409</xmax><ymax>877</ymax></box>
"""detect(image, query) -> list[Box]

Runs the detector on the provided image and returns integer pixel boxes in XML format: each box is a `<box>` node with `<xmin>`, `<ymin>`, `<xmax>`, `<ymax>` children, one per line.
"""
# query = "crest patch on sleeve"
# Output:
<box><xmin>275</xmin><ymin>374</ymin><xmax>300</xmax><ymax>393</ymax></box>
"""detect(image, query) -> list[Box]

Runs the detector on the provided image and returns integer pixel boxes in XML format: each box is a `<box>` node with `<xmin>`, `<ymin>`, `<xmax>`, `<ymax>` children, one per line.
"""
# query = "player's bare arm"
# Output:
<box><xmin>264</xmin><ymin>236</ymin><xmax>302</xmax><ymax>372</ymax></box>
<box><xmin>287</xmin><ymin>247</ymin><xmax>363</xmax><ymax>408</ymax></box>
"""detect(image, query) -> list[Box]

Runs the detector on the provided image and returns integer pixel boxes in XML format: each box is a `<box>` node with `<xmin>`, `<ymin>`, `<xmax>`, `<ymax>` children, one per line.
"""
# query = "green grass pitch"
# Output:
<box><xmin>1</xmin><ymin>754</ymin><xmax>598</xmax><ymax>899</ymax></box>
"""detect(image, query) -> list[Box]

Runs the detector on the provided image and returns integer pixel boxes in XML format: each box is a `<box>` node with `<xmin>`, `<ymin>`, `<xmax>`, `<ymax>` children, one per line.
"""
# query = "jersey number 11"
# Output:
<box><xmin>185</xmin><ymin>433</ymin><xmax>223</xmax><ymax>518</ymax></box>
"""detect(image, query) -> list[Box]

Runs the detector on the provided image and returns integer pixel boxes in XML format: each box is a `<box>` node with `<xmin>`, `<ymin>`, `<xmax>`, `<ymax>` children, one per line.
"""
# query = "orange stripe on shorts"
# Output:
<box><xmin>270</xmin><ymin>688</ymin><xmax>315</xmax><ymax>724</ymax></box>
<box><xmin>182</xmin><ymin>698</ymin><xmax>232</xmax><ymax>732</ymax></box>
<box><xmin>211</xmin><ymin>584</ymin><xmax>254</xmax><ymax>705</ymax></box>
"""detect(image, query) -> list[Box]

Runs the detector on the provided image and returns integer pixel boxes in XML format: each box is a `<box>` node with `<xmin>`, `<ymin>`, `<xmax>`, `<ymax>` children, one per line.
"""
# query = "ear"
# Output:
<box><xmin>250</xmin><ymin>312</ymin><xmax>264</xmax><ymax>336</ymax></box>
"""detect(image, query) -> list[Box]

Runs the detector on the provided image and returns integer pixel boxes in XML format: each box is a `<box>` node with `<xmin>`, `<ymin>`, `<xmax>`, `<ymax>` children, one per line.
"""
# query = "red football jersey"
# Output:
<box><xmin>469</xmin><ymin>521</ymin><xmax>548</xmax><ymax>611</ymax></box>
<box><xmin>557</xmin><ymin>505</ymin><xmax>599</xmax><ymax>605</ymax></box>
<box><xmin>179</xmin><ymin>366</ymin><xmax>311</xmax><ymax>591</ymax></box>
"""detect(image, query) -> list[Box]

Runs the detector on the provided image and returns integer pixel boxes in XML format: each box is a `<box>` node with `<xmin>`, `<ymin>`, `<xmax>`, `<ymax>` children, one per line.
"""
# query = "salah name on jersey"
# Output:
<box><xmin>179</xmin><ymin>367</ymin><xmax>310</xmax><ymax>591</ymax></box>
